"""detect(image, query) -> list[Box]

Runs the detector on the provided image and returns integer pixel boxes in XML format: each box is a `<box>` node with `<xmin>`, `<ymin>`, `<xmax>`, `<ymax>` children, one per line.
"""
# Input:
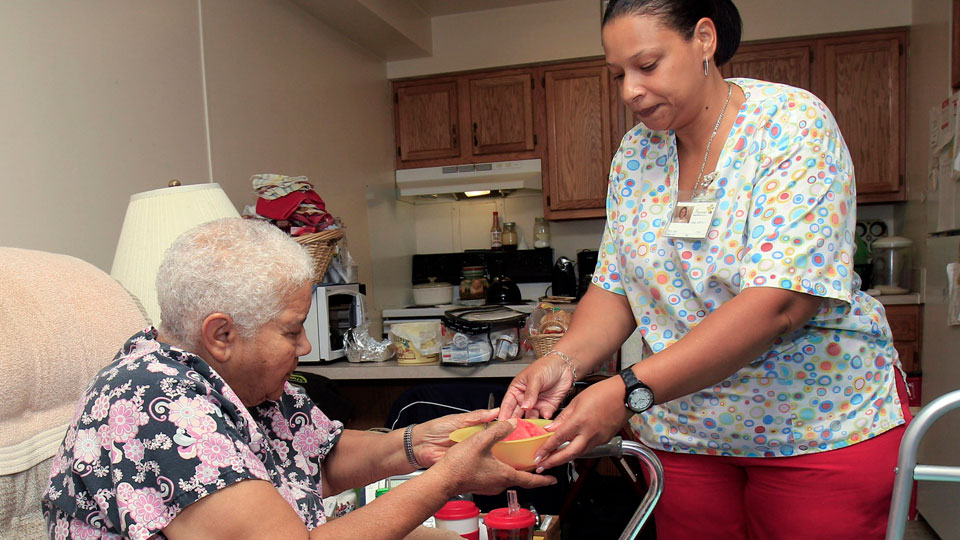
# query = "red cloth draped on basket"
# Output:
<box><xmin>252</xmin><ymin>174</ymin><xmax>336</xmax><ymax>236</ymax></box>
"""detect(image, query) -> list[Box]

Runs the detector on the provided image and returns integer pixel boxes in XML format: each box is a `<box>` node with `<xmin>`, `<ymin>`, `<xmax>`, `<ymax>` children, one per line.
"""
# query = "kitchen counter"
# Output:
<box><xmin>297</xmin><ymin>355</ymin><xmax>534</xmax><ymax>380</ymax></box>
<box><xmin>874</xmin><ymin>293</ymin><xmax>922</xmax><ymax>305</ymax></box>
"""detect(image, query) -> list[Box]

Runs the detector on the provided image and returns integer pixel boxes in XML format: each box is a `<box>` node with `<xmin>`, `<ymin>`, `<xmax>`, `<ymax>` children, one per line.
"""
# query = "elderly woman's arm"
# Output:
<box><xmin>321</xmin><ymin>408</ymin><xmax>498</xmax><ymax>496</ymax></box>
<box><xmin>163</xmin><ymin>418</ymin><xmax>555</xmax><ymax>540</ymax></box>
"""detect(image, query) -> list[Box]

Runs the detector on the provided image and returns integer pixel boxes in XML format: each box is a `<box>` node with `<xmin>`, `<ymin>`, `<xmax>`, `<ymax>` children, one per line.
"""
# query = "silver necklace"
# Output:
<box><xmin>691</xmin><ymin>82</ymin><xmax>733</xmax><ymax>198</ymax></box>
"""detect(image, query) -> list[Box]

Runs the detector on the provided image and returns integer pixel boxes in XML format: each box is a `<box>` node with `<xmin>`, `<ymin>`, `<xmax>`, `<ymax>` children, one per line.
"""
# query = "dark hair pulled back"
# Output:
<box><xmin>602</xmin><ymin>0</ymin><xmax>742</xmax><ymax>66</ymax></box>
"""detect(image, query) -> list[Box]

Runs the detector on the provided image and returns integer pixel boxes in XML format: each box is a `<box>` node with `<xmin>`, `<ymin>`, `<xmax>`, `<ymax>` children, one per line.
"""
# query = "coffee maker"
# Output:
<box><xmin>577</xmin><ymin>249</ymin><xmax>599</xmax><ymax>298</ymax></box>
<box><xmin>551</xmin><ymin>257</ymin><xmax>577</xmax><ymax>298</ymax></box>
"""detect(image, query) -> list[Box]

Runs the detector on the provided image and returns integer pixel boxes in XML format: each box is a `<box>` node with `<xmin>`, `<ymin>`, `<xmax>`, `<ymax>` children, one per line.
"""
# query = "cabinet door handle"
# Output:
<box><xmin>473</xmin><ymin>122</ymin><xmax>479</xmax><ymax>147</ymax></box>
<box><xmin>452</xmin><ymin>124</ymin><xmax>457</xmax><ymax>146</ymax></box>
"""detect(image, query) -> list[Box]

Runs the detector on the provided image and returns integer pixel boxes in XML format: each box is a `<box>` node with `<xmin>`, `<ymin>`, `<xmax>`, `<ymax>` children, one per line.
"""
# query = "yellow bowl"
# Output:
<box><xmin>449</xmin><ymin>418</ymin><xmax>555</xmax><ymax>471</ymax></box>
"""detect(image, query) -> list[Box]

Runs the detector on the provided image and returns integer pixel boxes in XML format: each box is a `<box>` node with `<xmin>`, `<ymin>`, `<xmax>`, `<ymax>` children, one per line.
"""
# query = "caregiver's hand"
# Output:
<box><xmin>532</xmin><ymin>375</ymin><xmax>632</xmax><ymax>472</ymax></box>
<box><xmin>436</xmin><ymin>418</ymin><xmax>558</xmax><ymax>496</ymax></box>
<box><xmin>413</xmin><ymin>408</ymin><xmax>499</xmax><ymax>467</ymax></box>
<box><xmin>497</xmin><ymin>354</ymin><xmax>573</xmax><ymax>421</ymax></box>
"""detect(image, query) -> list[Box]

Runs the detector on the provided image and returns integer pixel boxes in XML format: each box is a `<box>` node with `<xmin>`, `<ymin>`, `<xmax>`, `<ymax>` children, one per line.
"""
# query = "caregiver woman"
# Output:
<box><xmin>499</xmin><ymin>0</ymin><xmax>911</xmax><ymax>538</ymax></box>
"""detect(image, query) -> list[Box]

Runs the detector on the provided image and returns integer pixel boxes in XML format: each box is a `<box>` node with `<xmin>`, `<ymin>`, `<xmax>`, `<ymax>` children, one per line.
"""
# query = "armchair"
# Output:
<box><xmin>0</xmin><ymin>247</ymin><xmax>148</xmax><ymax>539</ymax></box>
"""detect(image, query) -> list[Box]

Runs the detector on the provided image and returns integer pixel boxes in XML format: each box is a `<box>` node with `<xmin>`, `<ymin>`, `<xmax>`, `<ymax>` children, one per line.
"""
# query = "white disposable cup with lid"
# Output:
<box><xmin>434</xmin><ymin>500</ymin><xmax>480</xmax><ymax>540</ymax></box>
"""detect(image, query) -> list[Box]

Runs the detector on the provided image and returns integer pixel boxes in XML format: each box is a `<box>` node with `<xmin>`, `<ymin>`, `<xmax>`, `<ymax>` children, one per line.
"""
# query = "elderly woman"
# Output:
<box><xmin>499</xmin><ymin>1</ymin><xmax>910</xmax><ymax>538</ymax></box>
<box><xmin>43</xmin><ymin>218</ymin><xmax>553</xmax><ymax>540</ymax></box>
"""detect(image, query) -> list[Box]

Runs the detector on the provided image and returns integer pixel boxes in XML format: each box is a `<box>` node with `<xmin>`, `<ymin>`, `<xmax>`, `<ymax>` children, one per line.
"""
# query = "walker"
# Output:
<box><xmin>575</xmin><ymin>437</ymin><xmax>664</xmax><ymax>540</ymax></box>
<box><xmin>885</xmin><ymin>389</ymin><xmax>960</xmax><ymax>540</ymax></box>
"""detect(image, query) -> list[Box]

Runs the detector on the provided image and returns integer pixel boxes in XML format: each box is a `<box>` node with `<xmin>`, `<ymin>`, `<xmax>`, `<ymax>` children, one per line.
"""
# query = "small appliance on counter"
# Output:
<box><xmin>486</xmin><ymin>257</ymin><xmax>522</xmax><ymax>305</ymax></box>
<box><xmin>301</xmin><ymin>283</ymin><xmax>365</xmax><ymax>364</ymax></box>
<box><xmin>577</xmin><ymin>249</ymin><xmax>599</xmax><ymax>298</ymax></box>
<box><xmin>551</xmin><ymin>256</ymin><xmax>577</xmax><ymax>298</ymax></box>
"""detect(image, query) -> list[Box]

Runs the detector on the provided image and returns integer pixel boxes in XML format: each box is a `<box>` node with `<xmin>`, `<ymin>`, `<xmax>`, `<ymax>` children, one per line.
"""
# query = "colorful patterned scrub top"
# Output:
<box><xmin>42</xmin><ymin>328</ymin><xmax>343</xmax><ymax>539</ymax></box>
<box><xmin>593</xmin><ymin>79</ymin><xmax>906</xmax><ymax>458</ymax></box>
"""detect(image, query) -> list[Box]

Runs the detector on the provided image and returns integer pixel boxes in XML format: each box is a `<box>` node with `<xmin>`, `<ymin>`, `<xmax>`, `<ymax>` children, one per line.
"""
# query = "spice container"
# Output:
<box><xmin>502</xmin><ymin>222</ymin><xmax>518</xmax><ymax>251</ymax></box>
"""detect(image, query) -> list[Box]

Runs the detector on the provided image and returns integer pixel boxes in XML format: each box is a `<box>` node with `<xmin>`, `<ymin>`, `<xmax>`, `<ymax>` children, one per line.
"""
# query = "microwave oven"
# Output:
<box><xmin>301</xmin><ymin>283</ymin><xmax>365</xmax><ymax>364</ymax></box>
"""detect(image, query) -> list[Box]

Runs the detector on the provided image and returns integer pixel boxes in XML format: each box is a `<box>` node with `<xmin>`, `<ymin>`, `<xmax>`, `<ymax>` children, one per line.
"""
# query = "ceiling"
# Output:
<box><xmin>412</xmin><ymin>0</ymin><xmax>562</xmax><ymax>16</ymax></box>
<box><xmin>290</xmin><ymin>0</ymin><xmax>568</xmax><ymax>61</ymax></box>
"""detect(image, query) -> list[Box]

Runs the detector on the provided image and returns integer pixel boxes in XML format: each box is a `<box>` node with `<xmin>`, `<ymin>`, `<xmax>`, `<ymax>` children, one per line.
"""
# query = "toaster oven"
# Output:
<box><xmin>301</xmin><ymin>283</ymin><xmax>365</xmax><ymax>364</ymax></box>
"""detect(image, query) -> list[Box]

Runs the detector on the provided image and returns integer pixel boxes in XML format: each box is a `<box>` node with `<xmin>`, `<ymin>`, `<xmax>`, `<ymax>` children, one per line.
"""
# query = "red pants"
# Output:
<box><xmin>645</xmin><ymin>374</ymin><xmax>912</xmax><ymax>540</ymax></box>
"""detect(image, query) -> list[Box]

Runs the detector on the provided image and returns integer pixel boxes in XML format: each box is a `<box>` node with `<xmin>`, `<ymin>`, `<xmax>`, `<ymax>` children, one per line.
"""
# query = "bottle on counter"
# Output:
<box><xmin>490</xmin><ymin>211</ymin><xmax>502</xmax><ymax>250</ymax></box>
<box><xmin>533</xmin><ymin>217</ymin><xmax>550</xmax><ymax>249</ymax></box>
<box><xmin>502</xmin><ymin>221</ymin><xmax>518</xmax><ymax>250</ymax></box>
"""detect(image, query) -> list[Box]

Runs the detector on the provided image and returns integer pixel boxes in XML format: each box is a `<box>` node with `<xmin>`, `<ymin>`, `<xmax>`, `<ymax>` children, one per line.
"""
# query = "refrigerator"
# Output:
<box><xmin>916</xmin><ymin>234</ymin><xmax>960</xmax><ymax>538</ymax></box>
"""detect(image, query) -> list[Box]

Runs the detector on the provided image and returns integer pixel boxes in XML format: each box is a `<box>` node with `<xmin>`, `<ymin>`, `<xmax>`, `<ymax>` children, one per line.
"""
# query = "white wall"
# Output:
<box><xmin>0</xmin><ymin>0</ymin><xmax>404</xmax><ymax>325</ymax></box>
<box><xmin>198</xmin><ymin>0</ymin><xmax>404</xmax><ymax>317</ymax></box>
<box><xmin>0</xmin><ymin>2</ymin><xmax>209</xmax><ymax>269</ymax></box>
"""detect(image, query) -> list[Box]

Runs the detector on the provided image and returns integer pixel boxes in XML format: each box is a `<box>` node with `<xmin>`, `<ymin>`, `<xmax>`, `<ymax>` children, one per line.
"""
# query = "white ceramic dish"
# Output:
<box><xmin>413</xmin><ymin>278</ymin><xmax>454</xmax><ymax>306</ymax></box>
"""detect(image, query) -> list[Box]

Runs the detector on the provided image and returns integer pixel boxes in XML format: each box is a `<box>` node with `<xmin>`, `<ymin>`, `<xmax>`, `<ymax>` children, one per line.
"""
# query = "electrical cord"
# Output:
<box><xmin>389</xmin><ymin>401</ymin><xmax>471</xmax><ymax>430</ymax></box>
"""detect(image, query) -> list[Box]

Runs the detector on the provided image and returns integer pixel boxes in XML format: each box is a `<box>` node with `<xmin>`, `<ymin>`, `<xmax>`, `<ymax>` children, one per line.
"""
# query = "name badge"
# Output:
<box><xmin>664</xmin><ymin>201</ymin><xmax>716</xmax><ymax>239</ymax></box>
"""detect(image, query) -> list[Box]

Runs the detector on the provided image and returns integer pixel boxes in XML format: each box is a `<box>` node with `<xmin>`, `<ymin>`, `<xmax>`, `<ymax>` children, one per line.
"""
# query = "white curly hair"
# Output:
<box><xmin>156</xmin><ymin>218</ymin><xmax>314</xmax><ymax>351</ymax></box>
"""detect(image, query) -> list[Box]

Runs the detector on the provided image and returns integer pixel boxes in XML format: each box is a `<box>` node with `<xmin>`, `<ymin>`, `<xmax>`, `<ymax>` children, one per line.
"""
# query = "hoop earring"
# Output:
<box><xmin>703</xmin><ymin>58</ymin><xmax>709</xmax><ymax>77</ymax></box>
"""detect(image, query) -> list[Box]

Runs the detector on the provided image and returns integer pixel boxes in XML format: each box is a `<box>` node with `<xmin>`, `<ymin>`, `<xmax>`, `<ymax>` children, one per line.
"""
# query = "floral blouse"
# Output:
<box><xmin>42</xmin><ymin>328</ymin><xmax>343</xmax><ymax>539</ymax></box>
<box><xmin>594</xmin><ymin>79</ymin><xmax>906</xmax><ymax>457</ymax></box>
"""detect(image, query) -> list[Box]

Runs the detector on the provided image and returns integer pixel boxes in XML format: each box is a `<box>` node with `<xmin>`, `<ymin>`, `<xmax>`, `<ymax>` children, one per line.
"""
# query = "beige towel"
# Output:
<box><xmin>0</xmin><ymin>247</ymin><xmax>147</xmax><ymax>475</ymax></box>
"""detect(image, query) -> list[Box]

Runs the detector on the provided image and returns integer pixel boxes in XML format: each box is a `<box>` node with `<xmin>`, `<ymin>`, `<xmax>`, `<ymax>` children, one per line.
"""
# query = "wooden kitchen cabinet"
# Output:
<box><xmin>721</xmin><ymin>28</ymin><xmax>907</xmax><ymax>204</ymax></box>
<box><xmin>467</xmin><ymin>72</ymin><xmax>536</xmax><ymax>156</ymax></box>
<box><xmin>393</xmin><ymin>68</ymin><xmax>539</xmax><ymax>168</ymax></box>
<box><xmin>394</xmin><ymin>79</ymin><xmax>460</xmax><ymax>162</ymax></box>
<box><xmin>819</xmin><ymin>31</ymin><xmax>906</xmax><ymax>203</ymax></box>
<box><xmin>723</xmin><ymin>43</ymin><xmax>813</xmax><ymax>92</ymax></box>
<box><xmin>541</xmin><ymin>60</ymin><xmax>621</xmax><ymax>220</ymax></box>
<box><xmin>885</xmin><ymin>304</ymin><xmax>923</xmax><ymax>374</ymax></box>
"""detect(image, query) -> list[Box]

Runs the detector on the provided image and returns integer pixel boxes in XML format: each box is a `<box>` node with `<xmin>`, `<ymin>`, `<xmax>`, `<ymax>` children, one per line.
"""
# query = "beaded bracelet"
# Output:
<box><xmin>544</xmin><ymin>350</ymin><xmax>578</xmax><ymax>384</ymax></box>
<box><xmin>404</xmin><ymin>423</ymin><xmax>422</xmax><ymax>469</ymax></box>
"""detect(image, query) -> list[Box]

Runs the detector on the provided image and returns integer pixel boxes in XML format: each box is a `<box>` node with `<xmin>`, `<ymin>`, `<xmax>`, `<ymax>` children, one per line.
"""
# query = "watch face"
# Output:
<box><xmin>628</xmin><ymin>387</ymin><xmax>654</xmax><ymax>412</ymax></box>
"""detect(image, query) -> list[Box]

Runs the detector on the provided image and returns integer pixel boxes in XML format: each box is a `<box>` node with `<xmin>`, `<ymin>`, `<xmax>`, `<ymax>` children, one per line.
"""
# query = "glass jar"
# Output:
<box><xmin>502</xmin><ymin>222</ymin><xmax>518</xmax><ymax>250</ymax></box>
<box><xmin>458</xmin><ymin>265</ymin><xmax>489</xmax><ymax>305</ymax></box>
<box><xmin>871</xmin><ymin>236</ymin><xmax>913</xmax><ymax>295</ymax></box>
<box><xmin>533</xmin><ymin>217</ymin><xmax>550</xmax><ymax>249</ymax></box>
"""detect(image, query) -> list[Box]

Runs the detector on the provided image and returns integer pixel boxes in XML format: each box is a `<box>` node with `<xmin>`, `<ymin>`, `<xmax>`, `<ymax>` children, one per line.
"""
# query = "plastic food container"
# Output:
<box><xmin>483</xmin><ymin>507</ymin><xmax>536</xmax><ymax>540</ymax></box>
<box><xmin>389</xmin><ymin>322</ymin><xmax>442</xmax><ymax>364</ymax></box>
<box><xmin>440</xmin><ymin>307</ymin><xmax>527</xmax><ymax>365</ymax></box>
<box><xmin>434</xmin><ymin>500</ymin><xmax>480</xmax><ymax>539</ymax></box>
<box><xmin>872</xmin><ymin>236</ymin><xmax>913</xmax><ymax>295</ymax></box>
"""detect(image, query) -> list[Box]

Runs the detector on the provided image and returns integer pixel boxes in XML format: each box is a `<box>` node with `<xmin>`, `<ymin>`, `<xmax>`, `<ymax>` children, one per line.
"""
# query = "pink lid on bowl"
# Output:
<box><xmin>434</xmin><ymin>500</ymin><xmax>480</xmax><ymax>520</ymax></box>
<box><xmin>484</xmin><ymin>507</ymin><xmax>536</xmax><ymax>529</ymax></box>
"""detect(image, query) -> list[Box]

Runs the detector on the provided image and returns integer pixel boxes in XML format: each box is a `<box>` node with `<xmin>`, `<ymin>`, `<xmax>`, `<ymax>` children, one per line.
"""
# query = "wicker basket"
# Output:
<box><xmin>294</xmin><ymin>228</ymin><xmax>344</xmax><ymax>284</ymax></box>
<box><xmin>529</xmin><ymin>332</ymin><xmax>564</xmax><ymax>358</ymax></box>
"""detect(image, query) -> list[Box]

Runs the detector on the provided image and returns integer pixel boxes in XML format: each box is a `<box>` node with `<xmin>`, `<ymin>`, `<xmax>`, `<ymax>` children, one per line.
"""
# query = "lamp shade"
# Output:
<box><xmin>110</xmin><ymin>183</ymin><xmax>240</xmax><ymax>325</ymax></box>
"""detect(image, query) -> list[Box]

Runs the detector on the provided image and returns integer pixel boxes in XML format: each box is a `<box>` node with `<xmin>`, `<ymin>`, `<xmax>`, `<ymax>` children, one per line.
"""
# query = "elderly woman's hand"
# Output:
<box><xmin>412</xmin><ymin>408</ymin><xmax>499</xmax><ymax>468</ymax></box>
<box><xmin>434</xmin><ymin>418</ymin><xmax>558</xmax><ymax>496</ymax></box>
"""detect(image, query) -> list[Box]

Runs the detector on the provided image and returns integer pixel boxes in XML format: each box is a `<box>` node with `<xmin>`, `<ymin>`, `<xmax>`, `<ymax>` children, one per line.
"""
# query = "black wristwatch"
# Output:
<box><xmin>619</xmin><ymin>367</ymin><xmax>655</xmax><ymax>414</ymax></box>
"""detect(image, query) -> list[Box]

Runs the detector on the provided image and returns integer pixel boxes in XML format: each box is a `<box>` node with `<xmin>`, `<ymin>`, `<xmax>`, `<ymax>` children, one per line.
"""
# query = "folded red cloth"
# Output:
<box><xmin>256</xmin><ymin>190</ymin><xmax>327</xmax><ymax>220</ymax></box>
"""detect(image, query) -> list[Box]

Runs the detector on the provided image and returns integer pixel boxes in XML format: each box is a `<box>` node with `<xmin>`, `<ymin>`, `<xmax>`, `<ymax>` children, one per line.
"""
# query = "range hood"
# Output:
<box><xmin>396</xmin><ymin>159</ymin><xmax>541</xmax><ymax>203</ymax></box>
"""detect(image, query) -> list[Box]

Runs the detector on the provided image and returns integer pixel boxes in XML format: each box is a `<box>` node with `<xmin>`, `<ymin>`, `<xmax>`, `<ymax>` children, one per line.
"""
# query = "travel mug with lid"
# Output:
<box><xmin>483</xmin><ymin>507</ymin><xmax>536</xmax><ymax>540</ymax></box>
<box><xmin>434</xmin><ymin>500</ymin><xmax>480</xmax><ymax>540</ymax></box>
